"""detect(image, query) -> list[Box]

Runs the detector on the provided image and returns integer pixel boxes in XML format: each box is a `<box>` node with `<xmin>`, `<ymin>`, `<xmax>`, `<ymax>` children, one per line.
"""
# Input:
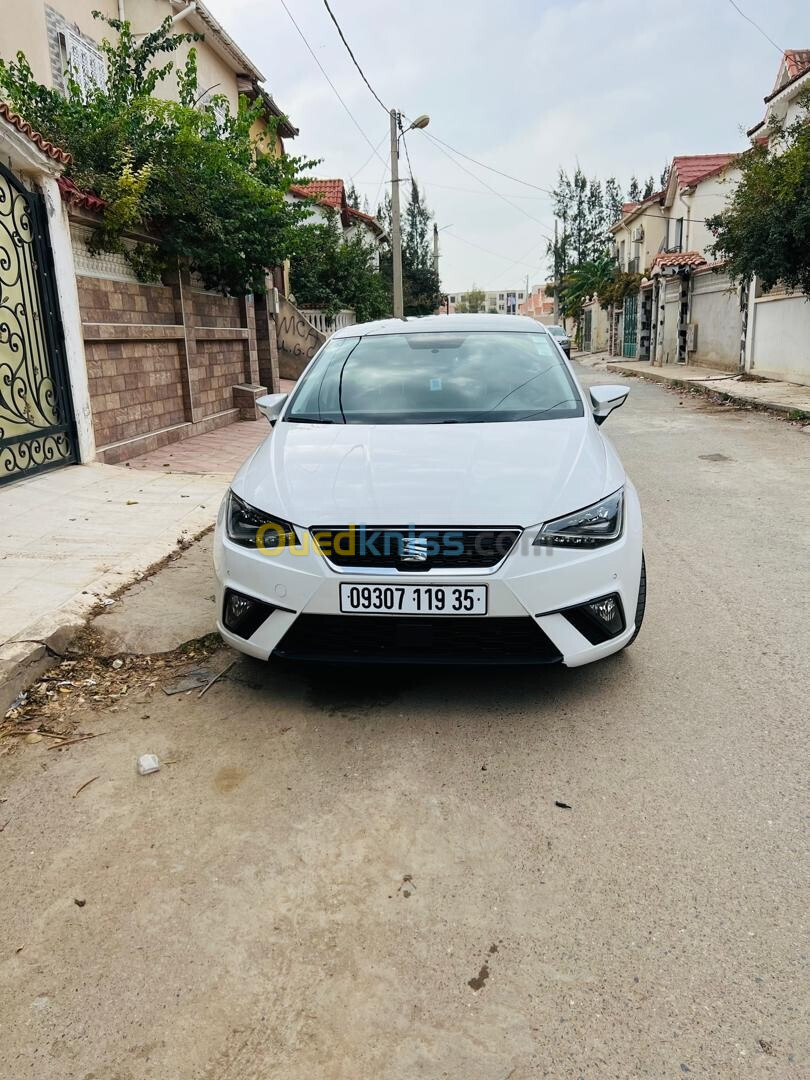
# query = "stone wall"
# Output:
<box><xmin>71</xmin><ymin>219</ymin><xmax>277</xmax><ymax>462</ymax></box>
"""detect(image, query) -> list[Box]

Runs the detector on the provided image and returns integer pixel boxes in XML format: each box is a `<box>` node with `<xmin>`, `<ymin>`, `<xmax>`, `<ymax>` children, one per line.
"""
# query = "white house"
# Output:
<box><xmin>742</xmin><ymin>49</ymin><xmax>810</xmax><ymax>386</ymax></box>
<box><xmin>287</xmin><ymin>178</ymin><xmax>388</xmax><ymax>268</ymax></box>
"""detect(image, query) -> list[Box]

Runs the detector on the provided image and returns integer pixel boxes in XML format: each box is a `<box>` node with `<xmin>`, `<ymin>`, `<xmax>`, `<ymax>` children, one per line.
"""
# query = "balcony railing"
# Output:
<box><xmin>627</xmin><ymin>256</ymin><xmax>640</xmax><ymax>274</ymax></box>
<box><xmin>299</xmin><ymin>309</ymin><xmax>356</xmax><ymax>336</ymax></box>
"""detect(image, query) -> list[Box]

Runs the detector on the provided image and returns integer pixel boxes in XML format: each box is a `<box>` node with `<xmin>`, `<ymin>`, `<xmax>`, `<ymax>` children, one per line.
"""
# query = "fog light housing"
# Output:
<box><xmin>222</xmin><ymin>588</ymin><xmax>275</xmax><ymax>639</ymax></box>
<box><xmin>561</xmin><ymin>592</ymin><xmax>626</xmax><ymax>644</ymax></box>
<box><xmin>588</xmin><ymin>596</ymin><xmax>623</xmax><ymax>635</ymax></box>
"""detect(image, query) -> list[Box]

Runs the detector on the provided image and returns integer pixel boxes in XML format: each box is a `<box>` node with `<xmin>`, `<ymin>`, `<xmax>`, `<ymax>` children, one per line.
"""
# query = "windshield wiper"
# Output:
<box><xmin>286</xmin><ymin>415</ymin><xmax>336</xmax><ymax>424</ymax></box>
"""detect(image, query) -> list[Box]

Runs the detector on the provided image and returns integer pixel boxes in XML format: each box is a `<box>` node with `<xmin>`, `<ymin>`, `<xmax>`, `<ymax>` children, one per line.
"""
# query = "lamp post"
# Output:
<box><xmin>390</xmin><ymin>110</ymin><xmax>429</xmax><ymax>318</ymax></box>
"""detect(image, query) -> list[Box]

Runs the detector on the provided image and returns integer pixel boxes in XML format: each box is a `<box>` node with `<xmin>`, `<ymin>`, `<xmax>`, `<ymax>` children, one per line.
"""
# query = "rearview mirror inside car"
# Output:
<box><xmin>589</xmin><ymin>384</ymin><xmax>629</xmax><ymax>425</ymax></box>
<box><xmin>256</xmin><ymin>393</ymin><xmax>288</xmax><ymax>425</ymax></box>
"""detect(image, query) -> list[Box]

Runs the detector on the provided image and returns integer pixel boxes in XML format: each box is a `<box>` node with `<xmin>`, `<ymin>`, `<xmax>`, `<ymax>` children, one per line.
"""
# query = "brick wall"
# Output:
<box><xmin>192</xmin><ymin>339</ymin><xmax>249</xmax><ymax>418</ymax></box>
<box><xmin>85</xmin><ymin>339</ymin><xmax>187</xmax><ymax>448</ymax></box>
<box><xmin>72</xmin><ymin>222</ymin><xmax>268</xmax><ymax>463</ymax></box>
<box><xmin>76</xmin><ymin>278</ymin><xmax>180</xmax><ymax>326</ymax></box>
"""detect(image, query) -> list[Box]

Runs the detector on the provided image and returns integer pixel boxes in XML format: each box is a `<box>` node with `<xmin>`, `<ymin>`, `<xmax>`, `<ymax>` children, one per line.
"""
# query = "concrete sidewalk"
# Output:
<box><xmin>0</xmin><ymin>418</ymin><xmax>273</xmax><ymax>706</ymax></box>
<box><xmin>576</xmin><ymin>351</ymin><xmax>810</xmax><ymax>419</ymax></box>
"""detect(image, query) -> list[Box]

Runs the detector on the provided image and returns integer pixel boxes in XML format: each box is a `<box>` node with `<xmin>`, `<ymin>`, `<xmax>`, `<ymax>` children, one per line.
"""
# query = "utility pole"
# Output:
<box><xmin>390</xmin><ymin>108</ymin><xmax>403</xmax><ymax>319</ymax></box>
<box><xmin>389</xmin><ymin>111</ymin><xmax>430</xmax><ymax>319</ymax></box>
<box><xmin>553</xmin><ymin>218</ymin><xmax>560</xmax><ymax>321</ymax></box>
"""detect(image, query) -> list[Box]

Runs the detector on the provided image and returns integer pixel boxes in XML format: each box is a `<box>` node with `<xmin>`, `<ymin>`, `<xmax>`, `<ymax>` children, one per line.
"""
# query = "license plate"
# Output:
<box><xmin>339</xmin><ymin>583</ymin><xmax>487</xmax><ymax>615</ymax></box>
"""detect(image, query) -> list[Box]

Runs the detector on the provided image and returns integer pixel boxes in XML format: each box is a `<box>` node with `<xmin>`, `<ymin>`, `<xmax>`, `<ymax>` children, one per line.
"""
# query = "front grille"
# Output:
<box><xmin>273</xmin><ymin>615</ymin><xmax>562</xmax><ymax>665</ymax></box>
<box><xmin>311</xmin><ymin>526</ymin><xmax>521</xmax><ymax>570</ymax></box>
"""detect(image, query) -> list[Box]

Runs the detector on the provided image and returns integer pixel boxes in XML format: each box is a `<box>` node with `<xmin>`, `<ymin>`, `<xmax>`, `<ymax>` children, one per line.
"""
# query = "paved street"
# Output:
<box><xmin>1</xmin><ymin>365</ymin><xmax>808</xmax><ymax>1079</ymax></box>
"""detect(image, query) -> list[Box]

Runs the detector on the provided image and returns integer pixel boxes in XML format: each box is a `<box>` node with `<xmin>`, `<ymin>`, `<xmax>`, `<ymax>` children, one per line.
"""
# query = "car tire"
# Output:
<box><xmin>622</xmin><ymin>552</ymin><xmax>646</xmax><ymax>648</ymax></box>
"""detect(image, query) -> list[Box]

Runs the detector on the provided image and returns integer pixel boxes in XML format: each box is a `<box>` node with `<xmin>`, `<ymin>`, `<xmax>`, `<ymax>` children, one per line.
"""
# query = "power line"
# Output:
<box><xmin>417</xmin><ymin>128</ymin><xmax>555</xmax><ymax>240</ymax></box>
<box><xmin>414</xmin><ymin>126</ymin><xmax>555</xmax><ymax>195</ymax></box>
<box><xmin>351</xmin><ymin>178</ymin><xmax>551</xmax><ymax>201</ymax></box>
<box><xmin>399</xmin><ymin>124</ymin><xmax>416</xmax><ymax>186</ymax></box>
<box><xmin>321</xmin><ymin>0</ymin><xmax>389</xmax><ymax>113</ymax></box>
<box><xmin>278</xmin><ymin>0</ymin><xmax>387</xmax><ymax>167</ymax></box>
<box><xmin>351</xmin><ymin>132</ymin><xmax>388</xmax><ymax>182</ymax></box>
<box><xmin>726</xmin><ymin>0</ymin><xmax>783</xmax><ymax>55</ymax></box>
<box><xmin>484</xmin><ymin>238</ymin><xmax>546</xmax><ymax>290</ymax></box>
<box><xmin>442</xmin><ymin>230</ymin><xmax>544</xmax><ymax>271</ymax></box>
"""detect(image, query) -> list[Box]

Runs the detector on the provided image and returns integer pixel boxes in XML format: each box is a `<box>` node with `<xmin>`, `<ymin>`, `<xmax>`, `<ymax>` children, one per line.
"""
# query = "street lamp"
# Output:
<box><xmin>390</xmin><ymin>110</ymin><xmax>430</xmax><ymax>318</ymax></box>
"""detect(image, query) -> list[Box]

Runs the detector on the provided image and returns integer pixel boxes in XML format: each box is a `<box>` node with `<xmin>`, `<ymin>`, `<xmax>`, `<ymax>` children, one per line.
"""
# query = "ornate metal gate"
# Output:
<box><xmin>582</xmin><ymin>309</ymin><xmax>592</xmax><ymax>352</ymax></box>
<box><xmin>622</xmin><ymin>293</ymin><xmax>638</xmax><ymax>358</ymax></box>
<box><xmin>0</xmin><ymin>162</ymin><xmax>76</xmax><ymax>485</ymax></box>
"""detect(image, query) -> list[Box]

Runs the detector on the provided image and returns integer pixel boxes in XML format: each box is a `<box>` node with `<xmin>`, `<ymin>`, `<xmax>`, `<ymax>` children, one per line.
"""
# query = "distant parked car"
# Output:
<box><xmin>546</xmin><ymin>324</ymin><xmax>571</xmax><ymax>357</ymax></box>
<box><xmin>214</xmin><ymin>314</ymin><xmax>644</xmax><ymax>668</ymax></box>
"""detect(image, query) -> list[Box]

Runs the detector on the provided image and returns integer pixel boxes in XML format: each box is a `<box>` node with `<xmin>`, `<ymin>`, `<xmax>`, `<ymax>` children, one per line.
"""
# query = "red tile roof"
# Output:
<box><xmin>784</xmin><ymin>49</ymin><xmax>810</xmax><ymax>80</ymax></box>
<box><xmin>621</xmin><ymin>201</ymin><xmax>639</xmax><ymax>215</ymax></box>
<box><xmin>289</xmin><ymin>178</ymin><xmax>346</xmax><ymax>208</ymax></box>
<box><xmin>652</xmin><ymin>251</ymin><xmax>707</xmax><ymax>270</ymax></box>
<box><xmin>57</xmin><ymin>176</ymin><xmax>105</xmax><ymax>212</ymax></box>
<box><xmin>0</xmin><ymin>102</ymin><xmax>72</xmax><ymax>166</ymax></box>
<box><xmin>347</xmin><ymin>205</ymin><xmax>386</xmax><ymax>236</ymax></box>
<box><xmin>671</xmin><ymin>153</ymin><xmax>737</xmax><ymax>188</ymax></box>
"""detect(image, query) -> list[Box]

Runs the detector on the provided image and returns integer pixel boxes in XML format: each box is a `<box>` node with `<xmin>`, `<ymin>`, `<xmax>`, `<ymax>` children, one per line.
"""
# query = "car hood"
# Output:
<box><xmin>233</xmin><ymin>419</ymin><xmax>623</xmax><ymax>528</ymax></box>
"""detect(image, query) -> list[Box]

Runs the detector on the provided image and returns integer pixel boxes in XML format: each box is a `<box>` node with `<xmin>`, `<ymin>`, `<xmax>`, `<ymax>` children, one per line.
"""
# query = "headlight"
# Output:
<box><xmin>226</xmin><ymin>491</ymin><xmax>299</xmax><ymax>551</ymax></box>
<box><xmin>534</xmin><ymin>489</ymin><xmax>624</xmax><ymax>548</ymax></box>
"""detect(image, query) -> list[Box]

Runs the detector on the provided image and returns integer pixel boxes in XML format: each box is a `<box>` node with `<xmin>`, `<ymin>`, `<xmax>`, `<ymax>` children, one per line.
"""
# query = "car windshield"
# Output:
<box><xmin>547</xmin><ymin>326</ymin><xmax>567</xmax><ymax>338</ymax></box>
<box><xmin>285</xmin><ymin>331</ymin><xmax>584</xmax><ymax>425</ymax></box>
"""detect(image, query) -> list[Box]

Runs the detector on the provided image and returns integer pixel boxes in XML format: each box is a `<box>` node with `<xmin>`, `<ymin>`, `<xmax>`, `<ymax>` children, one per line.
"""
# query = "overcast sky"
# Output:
<box><xmin>208</xmin><ymin>0</ymin><xmax>808</xmax><ymax>292</ymax></box>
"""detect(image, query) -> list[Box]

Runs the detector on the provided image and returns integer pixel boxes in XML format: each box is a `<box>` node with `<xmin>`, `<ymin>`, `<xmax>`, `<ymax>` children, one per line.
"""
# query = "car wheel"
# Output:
<box><xmin>622</xmin><ymin>552</ymin><xmax>646</xmax><ymax>648</ymax></box>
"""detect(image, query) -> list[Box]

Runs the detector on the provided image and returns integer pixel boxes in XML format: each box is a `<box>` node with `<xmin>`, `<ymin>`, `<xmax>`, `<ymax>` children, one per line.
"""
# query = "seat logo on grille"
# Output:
<box><xmin>399</xmin><ymin>536</ymin><xmax>429</xmax><ymax>563</ymax></box>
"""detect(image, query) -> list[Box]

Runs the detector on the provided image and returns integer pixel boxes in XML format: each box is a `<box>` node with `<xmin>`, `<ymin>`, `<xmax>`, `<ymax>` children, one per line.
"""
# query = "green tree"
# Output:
<box><xmin>549</xmin><ymin>169</ymin><xmax>624</xmax><ymax>277</ymax></box>
<box><xmin>0</xmin><ymin>13</ymin><xmax>314</xmax><ymax>295</ymax></box>
<box><xmin>707</xmin><ymin>91</ymin><xmax>810</xmax><ymax>295</ymax></box>
<box><xmin>455</xmin><ymin>286</ymin><xmax>485</xmax><ymax>313</ymax></box>
<box><xmin>604</xmin><ymin>177</ymin><xmax>625</xmax><ymax>228</ymax></box>
<box><xmin>628</xmin><ymin>176</ymin><xmax>641</xmax><ymax>202</ymax></box>
<box><xmin>346</xmin><ymin>182</ymin><xmax>360</xmax><ymax>210</ymax></box>
<box><xmin>378</xmin><ymin>181</ymin><xmax>441</xmax><ymax>315</ymax></box>
<box><xmin>557</xmin><ymin>253</ymin><xmax>615</xmax><ymax>331</ymax></box>
<box><xmin>289</xmin><ymin>211</ymin><xmax>389</xmax><ymax>323</ymax></box>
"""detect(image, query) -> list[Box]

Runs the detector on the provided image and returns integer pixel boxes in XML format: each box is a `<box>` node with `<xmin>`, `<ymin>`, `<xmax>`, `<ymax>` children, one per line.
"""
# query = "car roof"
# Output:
<box><xmin>331</xmin><ymin>313</ymin><xmax>550</xmax><ymax>339</ymax></box>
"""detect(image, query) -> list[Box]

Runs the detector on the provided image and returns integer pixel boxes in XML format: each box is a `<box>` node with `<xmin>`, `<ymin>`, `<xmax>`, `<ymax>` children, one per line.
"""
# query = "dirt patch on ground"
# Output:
<box><xmin>1</xmin><ymin>628</ymin><xmax>228</xmax><ymax>755</ymax></box>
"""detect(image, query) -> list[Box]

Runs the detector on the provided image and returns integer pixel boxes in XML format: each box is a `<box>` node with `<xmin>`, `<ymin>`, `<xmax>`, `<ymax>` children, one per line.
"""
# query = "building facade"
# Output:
<box><xmin>518</xmin><ymin>284</ymin><xmax>555</xmax><ymax>321</ymax></box>
<box><xmin>445</xmin><ymin>288</ymin><xmax>526</xmax><ymax>314</ymax></box>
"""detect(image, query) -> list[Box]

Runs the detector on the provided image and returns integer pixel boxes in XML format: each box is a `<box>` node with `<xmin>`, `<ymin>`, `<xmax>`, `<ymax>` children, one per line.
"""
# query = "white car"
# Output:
<box><xmin>214</xmin><ymin>314</ymin><xmax>645</xmax><ymax>667</ymax></box>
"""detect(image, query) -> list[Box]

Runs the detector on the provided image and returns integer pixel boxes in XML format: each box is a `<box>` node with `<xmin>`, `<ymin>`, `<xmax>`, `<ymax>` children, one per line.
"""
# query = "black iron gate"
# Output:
<box><xmin>622</xmin><ymin>293</ymin><xmax>638</xmax><ymax>358</ymax></box>
<box><xmin>0</xmin><ymin>162</ymin><xmax>77</xmax><ymax>486</ymax></box>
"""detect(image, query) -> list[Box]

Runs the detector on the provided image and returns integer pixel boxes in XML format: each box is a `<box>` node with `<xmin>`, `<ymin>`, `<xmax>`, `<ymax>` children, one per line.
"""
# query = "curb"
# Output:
<box><xmin>605</xmin><ymin>362</ymin><xmax>810</xmax><ymax>420</ymax></box>
<box><xmin>0</xmin><ymin>522</ymin><xmax>217</xmax><ymax>715</ymax></box>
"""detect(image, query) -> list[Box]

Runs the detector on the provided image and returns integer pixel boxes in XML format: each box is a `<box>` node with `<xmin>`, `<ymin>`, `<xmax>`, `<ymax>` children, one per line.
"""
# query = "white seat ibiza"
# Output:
<box><xmin>214</xmin><ymin>314</ymin><xmax>645</xmax><ymax>666</ymax></box>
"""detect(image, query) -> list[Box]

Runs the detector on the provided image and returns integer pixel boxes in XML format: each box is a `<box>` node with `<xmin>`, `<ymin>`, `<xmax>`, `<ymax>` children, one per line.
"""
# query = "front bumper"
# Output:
<box><xmin>213</xmin><ymin>485</ymin><xmax>643</xmax><ymax>667</ymax></box>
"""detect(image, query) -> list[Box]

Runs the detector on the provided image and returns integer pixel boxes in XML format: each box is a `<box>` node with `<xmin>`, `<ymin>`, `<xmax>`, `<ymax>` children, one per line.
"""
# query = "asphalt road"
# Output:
<box><xmin>1</xmin><ymin>363</ymin><xmax>808</xmax><ymax>1079</ymax></box>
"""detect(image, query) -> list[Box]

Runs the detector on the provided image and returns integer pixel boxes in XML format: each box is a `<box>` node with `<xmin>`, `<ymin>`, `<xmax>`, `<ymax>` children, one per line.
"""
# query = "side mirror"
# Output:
<box><xmin>256</xmin><ymin>393</ymin><xmax>288</xmax><ymax>425</ymax></box>
<box><xmin>589</xmin><ymin>384</ymin><xmax>629</xmax><ymax>425</ymax></box>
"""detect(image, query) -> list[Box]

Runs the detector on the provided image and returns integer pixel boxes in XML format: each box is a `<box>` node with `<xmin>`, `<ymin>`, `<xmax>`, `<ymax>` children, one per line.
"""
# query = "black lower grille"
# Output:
<box><xmin>311</xmin><ymin>526</ymin><xmax>521</xmax><ymax>570</ymax></box>
<box><xmin>273</xmin><ymin>615</ymin><xmax>562</xmax><ymax>665</ymax></box>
